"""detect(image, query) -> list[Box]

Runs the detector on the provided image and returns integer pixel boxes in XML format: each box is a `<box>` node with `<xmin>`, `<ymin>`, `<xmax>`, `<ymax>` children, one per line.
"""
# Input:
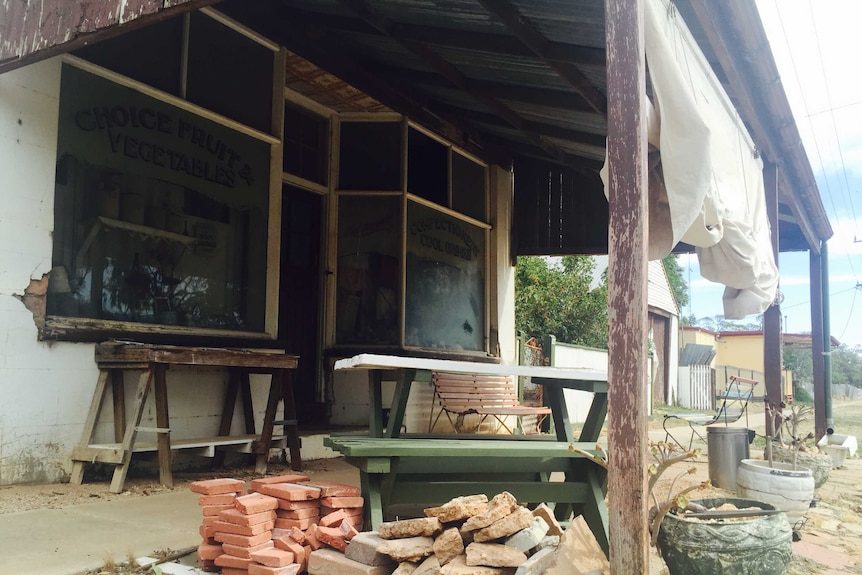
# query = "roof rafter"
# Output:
<box><xmin>281</xmin><ymin>8</ymin><xmax>606</xmax><ymax>66</ymax></box>
<box><xmin>332</xmin><ymin>0</ymin><xmax>570</xmax><ymax>164</ymax></box>
<box><xmin>475</xmin><ymin>0</ymin><xmax>608</xmax><ymax>117</ymax></box>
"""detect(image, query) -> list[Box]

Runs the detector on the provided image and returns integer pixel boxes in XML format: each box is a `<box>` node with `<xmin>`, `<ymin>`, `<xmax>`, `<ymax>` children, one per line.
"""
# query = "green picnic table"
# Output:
<box><xmin>325</xmin><ymin>354</ymin><xmax>610</xmax><ymax>555</ymax></box>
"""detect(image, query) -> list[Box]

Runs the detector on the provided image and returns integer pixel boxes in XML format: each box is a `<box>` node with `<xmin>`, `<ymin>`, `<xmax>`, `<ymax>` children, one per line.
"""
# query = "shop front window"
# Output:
<box><xmin>405</xmin><ymin>201</ymin><xmax>485</xmax><ymax>351</ymax></box>
<box><xmin>335</xmin><ymin>195</ymin><xmax>400</xmax><ymax>345</ymax></box>
<box><xmin>334</xmin><ymin>121</ymin><xmax>489</xmax><ymax>354</ymax></box>
<box><xmin>48</xmin><ymin>64</ymin><xmax>272</xmax><ymax>333</ymax></box>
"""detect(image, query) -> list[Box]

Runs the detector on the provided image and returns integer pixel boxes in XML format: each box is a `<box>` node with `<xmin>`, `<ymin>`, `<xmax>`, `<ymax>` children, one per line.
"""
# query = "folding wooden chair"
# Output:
<box><xmin>663</xmin><ymin>376</ymin><xmax>758</xmax><ymax>450</ymax></box>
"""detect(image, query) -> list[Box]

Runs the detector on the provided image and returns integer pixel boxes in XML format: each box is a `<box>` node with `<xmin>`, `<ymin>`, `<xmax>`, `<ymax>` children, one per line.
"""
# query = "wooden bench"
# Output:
<box><xmin>429</xmin><ymin>372</ymin><xmax>552</xmax><ymax>434</ymax></box>
<box><xmin>324</xmin><ymin>435</ymin><xmax>609</xmax><ymax>555</ymax></box>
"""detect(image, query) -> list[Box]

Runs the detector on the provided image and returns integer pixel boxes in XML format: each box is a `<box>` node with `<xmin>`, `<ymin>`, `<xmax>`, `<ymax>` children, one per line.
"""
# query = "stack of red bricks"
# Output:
<box><xmin>191</xmin><ymin>474</ymin><xmax>364</xmax><ymax>575</ymax></box>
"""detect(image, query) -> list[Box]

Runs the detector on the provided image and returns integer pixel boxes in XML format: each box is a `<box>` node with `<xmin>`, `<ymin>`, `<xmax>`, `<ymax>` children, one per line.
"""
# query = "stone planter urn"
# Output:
<box><xmin>768</xmin><ymin>444</ymin><xmax>832</xmax><ymax>488</ymax></box>
<box><xmin>657</xmin><ymin>497</ymin><xmax>792</xmax><ymax>575</ymax></box>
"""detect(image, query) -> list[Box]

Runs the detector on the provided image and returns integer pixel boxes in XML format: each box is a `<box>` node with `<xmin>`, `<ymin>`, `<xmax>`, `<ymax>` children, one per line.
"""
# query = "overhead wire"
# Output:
<box><xmin>805</xmin><ymin>0</ymin><xmax>861</xmax><ymax>239</ymax></box>
<box><xmin>771</xmin><ymin>0</ymin><xmax>860</xmax><ymax>281</ymax></box>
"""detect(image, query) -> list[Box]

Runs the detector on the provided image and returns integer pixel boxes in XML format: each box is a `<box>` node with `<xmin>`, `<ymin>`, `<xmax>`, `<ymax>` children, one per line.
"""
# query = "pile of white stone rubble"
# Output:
<box><xmin>332</xmin><ymin>492</ymin><xmax>562</xmax><ymax>575</ymax></box>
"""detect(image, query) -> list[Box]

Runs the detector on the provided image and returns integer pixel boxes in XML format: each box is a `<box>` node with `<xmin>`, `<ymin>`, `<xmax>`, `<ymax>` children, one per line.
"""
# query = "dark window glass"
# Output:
<box><xmin>407</xmin><ymin>128</ymin><xmax>448</xmax><ymax>206</ymax></box>
<box><xmin>336</xmin><ymin>195</ymin><xmax>400</xmax><ymax>345</ymax></box>
<box><xmin>338</xmin><ymin>122</ymin><xmax>401</xmax><ymax>191</ymax></box>
<box><xmin>283</xmin><ymin>103</ymin><xmax>328</xmax><ymax>185</ymax></box>
<box><xmin>186</xmin><ymin>12</ymin><xmax>274</xmax><ymax>133</ymax></box>
<box><xmin>73</xmin><ymin>17</ymin><xmax>183</xmax><ymax>95</ymax></box>
<box><xmin>49</xmin><ymin>65</ymin><xmax>271</xmax><ymax>333</ymax></box>
<box><xmin>405</xmin><ymin>201</ymin><xmax>484</xmax><ymax>351</ymax></box>
<box><xmin>452</xmin><ymin>153</ymin><xmax>487</xmax><ymax>221</ymax></box>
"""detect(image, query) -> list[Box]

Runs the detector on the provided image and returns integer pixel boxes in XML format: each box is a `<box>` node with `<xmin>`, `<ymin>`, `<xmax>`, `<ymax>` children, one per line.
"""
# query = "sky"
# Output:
<box><xmin>679</xmin><ymin>1</ymin><xmax>862</xmax><ymax>348</ymax></box>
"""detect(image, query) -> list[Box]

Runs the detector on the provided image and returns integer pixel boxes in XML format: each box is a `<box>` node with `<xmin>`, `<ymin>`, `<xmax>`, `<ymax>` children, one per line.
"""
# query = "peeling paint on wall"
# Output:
<box><xmin>14</xmin><ymin>273</ymin><xmax>48</xmax><ymax>325</ymax></box>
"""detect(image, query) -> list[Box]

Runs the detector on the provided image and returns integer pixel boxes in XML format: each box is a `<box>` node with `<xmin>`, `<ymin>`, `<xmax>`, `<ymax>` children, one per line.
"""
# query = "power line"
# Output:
<box><xmin>772</xmin><ymin>1</ymin><xmax>860</xmax><ymax>281</ymax></box>
<box><xmin>805</xmin><ymin>0</ymin><xmax>861</xmax><ymax>241</ymax></box>
<box><xmin>781</xmin><ymin>285</ymin><xmax>860</xmax><ymax>310</ymax></box>
<box><xmin>838</xmin><ymin>287</ymin><xmax>858</xmax><ymax>341</ymax></box>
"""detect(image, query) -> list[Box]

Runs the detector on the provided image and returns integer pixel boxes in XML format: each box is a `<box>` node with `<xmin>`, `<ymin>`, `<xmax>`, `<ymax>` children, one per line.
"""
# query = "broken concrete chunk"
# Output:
<box><xmin>393</xmin><ymin>562</ymin><xmax>419</xmax><ymax>575</ymax></box>
<box><xmin>433</xmin><ymin>527</ymin><xmax>465</xmax><ymax>566</ymax></box>
<box><xmin>379</xmin><ymin>517</ymin><xmax>443</xmax><ymax>539</ymax></box>
<box><xmin>503</xmin><ymin>517</ymin><xmax>549</xmax><ymax>553</ymax></box>
<box><xmin>513</xmin><ymin>547</ymin><xmax>558</xmax><ymax>575</ymax></box>
<box><xmin>466</xmin><ymin>543</ymin><xmax>527</xmax><ymax>568</ymax></box>
<box><xmin>534</xmin><ymin>536</ymin><xmax>560</xmax><ymax>552</ymax></box>
<box><xmin>474</xmin><ymin>508</ymin><xmax>533</xmax><ymax>543</ymax></box>
<box><xmin>425</xmin><ymin>495</ymin><xmax>490</xmax><ymax>523</ymax></box>
<box><xmin>345</xmin><ymin>531</ymin><xmax>394</xmax><ymax>566</ymax></box>
<box><xmin>440</xmin><ymin>555</ymin><xmax>515</xmax><ymax>575</ymax></box>
<box><xmin>414</xmin><ymin>554</ymin><xmax>443</xmax><ymax>575</ymax></box>
<box><xmin>462</xmin><ymin>493</ymin><xmax>518</xmax><ymax>532</ymax></box>
<box><xmin>377</xmin><ymin>536</ymin><xmax>436</xmax><ymax>563</ymax></box>
<box><xmin>530</xmin><ymin>504</ymin><xmax>563</xmax><ymax>537</ymax></box>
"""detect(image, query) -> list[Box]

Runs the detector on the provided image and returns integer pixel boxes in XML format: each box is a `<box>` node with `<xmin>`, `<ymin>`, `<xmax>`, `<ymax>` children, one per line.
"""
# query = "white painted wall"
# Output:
<box><xmin>0</xmin><ymin>59</ymin><xmax>280</xmax><ymax>485</ymax></box>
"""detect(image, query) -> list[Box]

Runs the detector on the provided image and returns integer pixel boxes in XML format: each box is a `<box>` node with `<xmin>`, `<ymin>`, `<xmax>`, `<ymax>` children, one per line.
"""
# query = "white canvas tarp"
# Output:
<box><xmin>602</xmin><ymin>0</ymin><xmax>779</xmax><ymax>319</ymax></box>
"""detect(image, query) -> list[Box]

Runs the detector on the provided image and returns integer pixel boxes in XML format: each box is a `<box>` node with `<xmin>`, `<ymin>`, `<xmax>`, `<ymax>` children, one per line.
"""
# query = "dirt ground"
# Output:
<box><xmin>2</xmin><ymin>400</ymin><xmax>861</xmax><ymax>574</ymax></box>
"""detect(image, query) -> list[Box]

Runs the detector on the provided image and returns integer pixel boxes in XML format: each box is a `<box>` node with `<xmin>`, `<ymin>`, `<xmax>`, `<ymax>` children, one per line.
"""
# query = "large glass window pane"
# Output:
<box><xmin>73</xmin><ymin>16</ymin><xmax>183</xmax><ymax>96</ymax></box>
<box><xmin>283</xmin><ymin>103</ymin><xmax>328</xmax><ymax>185</ymax></box>
<box><xmin>49</xmin><ymin>65</ymin><xmax>271</xmax><ymax>333</ymax></box>
<box><xmin>338</xmin><ymin>122</ymin><xmax>401</xmax><ymax>191</ymax></box>
<box><xmin>405</xmin><ymin>201</ymin><xmax>485</xmax><ymax>351</ymax></box>
<box><xmin>187</xmin><ymin>12</ymin><xmax>274</xmax><ymax>133</ymax></box>
<box><xmin>407</xmin><ymin>127</ymin><xmax>447</xmax><ymax>206</ymax></box>
<box><xmin>336</xmin><ymin>196</ymin><xmax>401</xmax><ymax>345</ymax></box>
<box><xmin>452</xmin><ymin>152</ymin><xmax>487</xmax><ymax>221</ymax></box>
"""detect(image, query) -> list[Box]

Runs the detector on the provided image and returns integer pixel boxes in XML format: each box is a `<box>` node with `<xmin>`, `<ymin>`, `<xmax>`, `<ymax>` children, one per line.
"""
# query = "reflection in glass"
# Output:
<box><xmin>336</xmin><ymin>196</ymin><xmax>401</xmax><ymax>345</ymax></box>
<box><xmin>48</xmin><ymin>65</ymin><xmax>270</xmax><ymax>332</ymax></box>
<box><xmin>405</xmin><ymin>201</ymin><xmax>485</xmax><ymax>351</ymax></box>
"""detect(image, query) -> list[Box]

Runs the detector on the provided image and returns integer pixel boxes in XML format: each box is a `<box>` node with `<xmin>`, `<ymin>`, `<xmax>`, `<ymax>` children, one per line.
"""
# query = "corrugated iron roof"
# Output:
<box><xmin>215</xmin><ymin>0</ymin><xmax>830</xmax><ymax>252</ymax></box>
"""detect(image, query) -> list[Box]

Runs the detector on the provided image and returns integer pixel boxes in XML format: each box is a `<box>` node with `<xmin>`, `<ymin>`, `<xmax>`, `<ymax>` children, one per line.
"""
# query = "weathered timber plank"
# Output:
<box><xmin>606</xmin><ymin>0</ymin><xmax>650</xmax><ymax>570</ymax></box>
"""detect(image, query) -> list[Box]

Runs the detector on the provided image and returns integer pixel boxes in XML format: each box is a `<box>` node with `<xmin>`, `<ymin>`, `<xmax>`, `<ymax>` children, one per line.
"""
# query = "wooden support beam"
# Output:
<box><xmin>475</xmin><ymin>0</ymin><xmax>607</xmax><ymax>116</ymax></box>
<box><xmin>605</xmin><ymin>0</ymin><xmax>649</xmax><ymax>571</ymax></box>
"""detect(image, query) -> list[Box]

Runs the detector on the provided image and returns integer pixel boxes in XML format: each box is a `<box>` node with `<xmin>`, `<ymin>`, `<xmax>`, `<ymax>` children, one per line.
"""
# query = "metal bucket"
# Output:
<box><xmin>707</xmin><ymin>427</ymin><xmax>751</xmax><ymax>490</ymax></box>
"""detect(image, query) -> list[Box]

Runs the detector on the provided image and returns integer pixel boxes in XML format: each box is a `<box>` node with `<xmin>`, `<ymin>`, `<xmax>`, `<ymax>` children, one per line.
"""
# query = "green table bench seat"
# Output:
<box><xmin>324</xmin><ymin>435</ymin><xmax>609</xmax><ymax>555</ymax></box>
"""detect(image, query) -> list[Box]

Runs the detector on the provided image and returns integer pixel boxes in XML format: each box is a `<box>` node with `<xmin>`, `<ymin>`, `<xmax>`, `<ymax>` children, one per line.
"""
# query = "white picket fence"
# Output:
<box><xmin>677</xmin><ymin>365</ymin><xmax>713</xmax><ymax>410</ymax></box>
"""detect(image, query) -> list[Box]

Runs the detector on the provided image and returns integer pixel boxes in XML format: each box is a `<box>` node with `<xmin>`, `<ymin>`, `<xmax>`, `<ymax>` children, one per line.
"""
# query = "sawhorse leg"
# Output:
<box><xmin>153</xmin><ymin>364</ymin><xmax>172</xmax><ymax>488</ymax></box>
<box><xmin>70</xmin><ymin>369</ymin><xmax>111</xmax><ymax>485</ymax></box>
<box><xmin>214</xmin><ymin>370</ymin><xmax>257</xmax><ymax>468</ymax></box>
<box><xmin>281</xmin><ymin>371</ymin><xmax>302</xmax><ymax>470</ymax></box>
<box><xmin>110</xmin><ymin>369</ymin><xmax>154</xmax><ymax>494</ymax></box>
<box><xmin>256</xmin><ymin>370</ymin><xmax>302</xmax><ymax>473</ymax></box>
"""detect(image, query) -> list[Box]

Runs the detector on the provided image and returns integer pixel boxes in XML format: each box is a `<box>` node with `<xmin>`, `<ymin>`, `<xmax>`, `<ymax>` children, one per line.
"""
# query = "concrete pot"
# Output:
<box><xmin>657</xmin><ymin>497</ymin><xmax>792</xmax><ymax>575</ymax></box>
<box><xmin>736</xmin><ymin>459</ymin><xmax>814</xmax><ymax>527</ymax></box>
<box><xmin>820</xmin><ymin>444</ymin><xmax>849</xmax><ymax>468</ymax></box>
<box><xmin>769</xmin><ymin>445</ymin><xmax>832</xmax><ymax>488</ymax></box>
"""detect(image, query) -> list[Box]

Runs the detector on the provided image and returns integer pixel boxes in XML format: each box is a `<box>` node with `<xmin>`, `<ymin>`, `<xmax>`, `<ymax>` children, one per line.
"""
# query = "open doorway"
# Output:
<box><xmin>279</xmin><ymin>184</ymin><xmax>325</xmax><ymax>425</ymax></box>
